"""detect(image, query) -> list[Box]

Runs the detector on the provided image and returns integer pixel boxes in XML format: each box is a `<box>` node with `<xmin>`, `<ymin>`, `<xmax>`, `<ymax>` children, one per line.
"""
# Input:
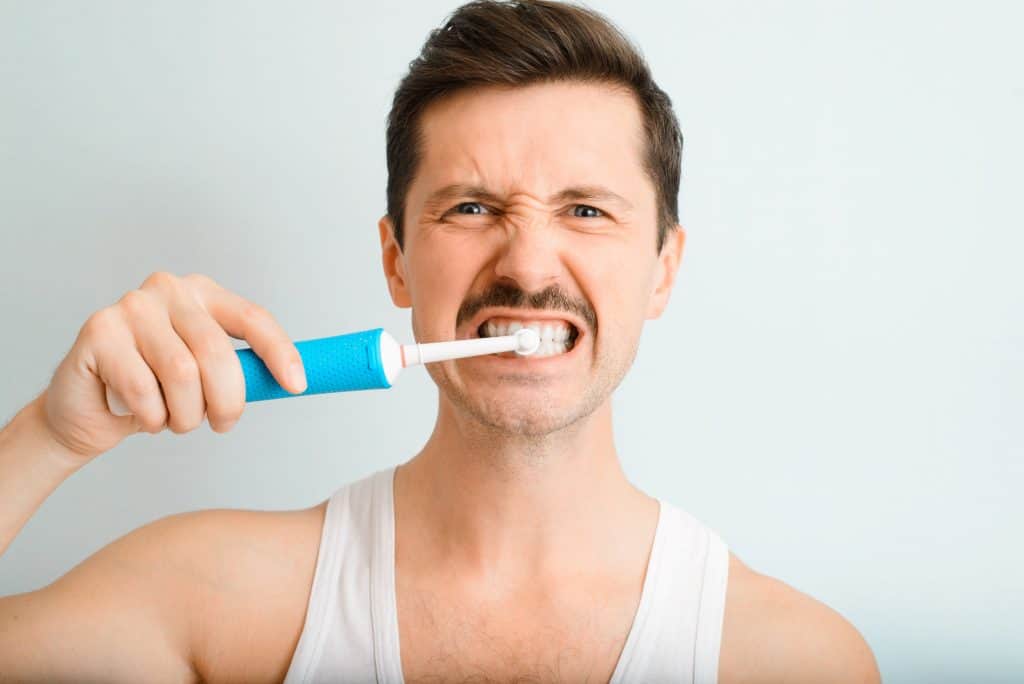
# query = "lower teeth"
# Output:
<box><xmin>477</xmin><ymin>324</ymin><xmax>577</xmax><ymax>357</ymax></box>
<box><xmin>531</xmin><ymin>342</ymin><xmax>569</xmax><ymax>357</ymax></box>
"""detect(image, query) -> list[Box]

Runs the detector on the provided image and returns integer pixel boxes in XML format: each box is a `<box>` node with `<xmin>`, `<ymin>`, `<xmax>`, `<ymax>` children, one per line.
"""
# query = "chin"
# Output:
<box><xmin>473</xmin><ymin>407</ymin><xmax>577</xmax><ymax>438</ymax></box>
<box><xmin>449</xmin><ymin>383</ymin><xmax>601</xmax><ymax>438</ymax></box>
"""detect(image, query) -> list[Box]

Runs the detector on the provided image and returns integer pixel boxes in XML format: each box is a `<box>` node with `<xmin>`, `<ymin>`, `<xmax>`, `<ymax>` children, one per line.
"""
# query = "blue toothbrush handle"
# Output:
<box><xmin>238</xmin><ymin>327</ymin><xmax>392</xmax><ymax>402</ymax></box>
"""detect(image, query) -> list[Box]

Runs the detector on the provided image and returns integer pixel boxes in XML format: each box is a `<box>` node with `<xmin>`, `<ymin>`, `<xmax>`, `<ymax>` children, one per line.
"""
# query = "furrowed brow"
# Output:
<box><xmin>548</xmin><ymin>186</ymin><xmax>633</xmax><ymax>210</ymax></box>
<box><xmin>421</xmin><ymin>183</ymin><xmax>633</xmax><ymax>211</ymax></box>
<box><xmin>422</xmin><ymin>184</ymin><xmax>503</xmax><ymax>210</ymax></box>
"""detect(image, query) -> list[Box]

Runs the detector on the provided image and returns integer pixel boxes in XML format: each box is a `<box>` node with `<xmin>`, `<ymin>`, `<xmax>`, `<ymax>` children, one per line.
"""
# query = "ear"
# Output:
<box><xmin>645</xmin><ymin>225</ymin><xmax>686</xmax><ymax>320</ymax></box>
<box><xmin>378</xmin><ymin>214</ymin><xmax>412</xmax><ymax>308</ymax></box>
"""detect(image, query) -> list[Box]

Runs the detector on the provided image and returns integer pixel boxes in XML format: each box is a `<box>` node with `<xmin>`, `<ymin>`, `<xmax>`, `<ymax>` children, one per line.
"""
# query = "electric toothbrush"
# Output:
<box><xmin>105</xmin><ymin>327</ymin><xmax>541</xmax><ymax>415</ymax></box>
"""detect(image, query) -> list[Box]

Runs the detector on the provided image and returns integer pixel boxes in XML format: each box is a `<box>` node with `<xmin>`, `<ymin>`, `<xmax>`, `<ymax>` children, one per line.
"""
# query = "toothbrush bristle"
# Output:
<box><xmin>515</xmin><ymin>328</ymin><xmax>541</xmax><ymax>355</ymax></box>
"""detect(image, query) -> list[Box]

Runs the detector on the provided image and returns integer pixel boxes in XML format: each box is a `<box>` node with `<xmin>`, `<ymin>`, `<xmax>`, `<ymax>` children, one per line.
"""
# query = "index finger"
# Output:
<box><xmin>187</xmin><ymin>276</ymin><xmax>307</xmax><ymax>395</ymax></box>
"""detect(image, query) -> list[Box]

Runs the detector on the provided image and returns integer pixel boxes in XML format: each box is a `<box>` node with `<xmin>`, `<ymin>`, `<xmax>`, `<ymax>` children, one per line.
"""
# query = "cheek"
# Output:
<box><xmin>407</xmin><ymin>237</ymin><xmax>482</xmax><ymax>332</ymax></box>
<box><xmin>573</xmin><ymin>242</ymin><xmax>654</xmax><ymax>348</ymax></box>
<box><xmin>574</xmin><ymin>240</ymin><xmax>651</xmax><ymax>307</ymax></box>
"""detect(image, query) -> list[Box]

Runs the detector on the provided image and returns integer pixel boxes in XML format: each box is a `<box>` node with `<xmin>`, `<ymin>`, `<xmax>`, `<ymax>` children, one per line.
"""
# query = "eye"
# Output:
<box><xmin>572</xmin><ymin>204</ymin><xmax>604</xmax><ymax>218</ymax></box>
<box><xmin>451</xmin><ymin>201</ymin><xmax>489</xmax><ymax>215</ymax></box>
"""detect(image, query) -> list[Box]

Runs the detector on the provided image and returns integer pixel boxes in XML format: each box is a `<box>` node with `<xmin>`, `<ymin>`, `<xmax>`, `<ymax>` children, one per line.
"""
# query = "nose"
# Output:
<box><xmin>491</xmin><ymin>220</ymin><xmax>563</xmax><ymax>293</ymax></box>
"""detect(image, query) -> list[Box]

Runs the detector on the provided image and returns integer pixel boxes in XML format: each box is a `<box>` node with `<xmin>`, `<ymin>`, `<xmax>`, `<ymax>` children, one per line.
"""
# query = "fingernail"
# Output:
<box><xmin>288</xmin><ymin>361</ymin><xmax>307</xmax><ymax>393</ymax></box>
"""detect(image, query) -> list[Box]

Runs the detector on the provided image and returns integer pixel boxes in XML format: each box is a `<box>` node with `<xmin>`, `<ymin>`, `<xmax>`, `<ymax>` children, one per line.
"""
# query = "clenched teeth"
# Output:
<box><xmin>478</xmin><ymin>317</ymin><xmax>579</xmax><ymax>357</ymax></box>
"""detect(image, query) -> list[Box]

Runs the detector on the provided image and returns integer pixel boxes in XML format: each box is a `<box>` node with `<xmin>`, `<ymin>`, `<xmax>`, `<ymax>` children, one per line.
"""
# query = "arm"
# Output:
<box><xmin>0</xmin><ymin>512</ymin><xmax>198</xmax><ymax>682</ymax></box>
<box><xmin>0</xmin><ymin>395</ymin><xmax>196</xmax><ymax>681</ymax></box>
<box><xmin>1</xmin><ymin>499</ymin><xmax>322</xmax><ymax>684</ymax></box>
<box><xmin>1</xmin><ymin>271</ymin><xmax>310</xmax><ymax>681</ymax></box>
<box><xmin>0</xmin><ymin>394</ymin><xmax>81</xmax><ymax>558</ymax></box>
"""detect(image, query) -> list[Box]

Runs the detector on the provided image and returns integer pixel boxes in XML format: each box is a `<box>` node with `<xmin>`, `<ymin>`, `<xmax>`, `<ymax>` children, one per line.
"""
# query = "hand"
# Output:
<box><xmin>40</xmin><ymin>272</ymin><xmax>307</xmax><ymax>463</ymax></box>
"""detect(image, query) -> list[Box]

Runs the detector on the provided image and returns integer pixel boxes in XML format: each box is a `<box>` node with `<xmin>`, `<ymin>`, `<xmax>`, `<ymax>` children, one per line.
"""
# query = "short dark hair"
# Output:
<box><xmin>385</xmin><ymin>0</ymin><xmax>683</xmax><ymax>252</ymax></box>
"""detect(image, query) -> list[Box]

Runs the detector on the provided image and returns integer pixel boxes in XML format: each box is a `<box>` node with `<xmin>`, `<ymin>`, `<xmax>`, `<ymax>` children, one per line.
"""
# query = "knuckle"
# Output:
<box><xmin>208</xmin><ymin>408</ymin><xmax>242</xmax><ymax>433</ymax></box>
<box><xmin>182</xmin><ymin>272</ymin><xmax>216</xmax><ymax>290</ymax></box>
<box><xmin>164</xmin><ymin>352</ymin><xmax>199</xmax><ymax>384</ymax></box>
<box><xmin>167</xmin><ymin>420</ymin><xmax>189</xmax><ymax>435</ymax></box>
<box><xmin>205</xmin><ymin>412</ymin><xmax>229</xmax><ymax>431</ymax></box>
<box><xmin>168</xmin><ymin>413</ymin><xmax>202</xmax><ymax>435</ymax></box>
<box><xmin>209</xmin><ymin>420</ymin><xmax>231</xmax><ymax>434</ymax></box>
<box><xmin>122</xmin><ymin>373</ymin><xmax>153</xmax><ymax>403</ymax></box>
<box><xmin>135</xmin><ymin>400</ymin><xmax>167</xmax><ymax>432</ymax></box>
<box><xmin>81</xmin><ymin>307</ymin><xmax>119</xmax><ymax>339</ymax></box>
<box><xmin>141</xmin><ymin>270</ymin><xmax>178</xmax><ymax>291</ymax></box>
<box><xmin>140</xmin><ymin>410</ymin><xmax>167</xmax><ymax>434</ymax></box>
<box><xmin>241</xmin><ymin>302</ymin><xmax>271</xmax><ymax>325</ymax></box>
<box><xmin>117</xmin><ymin>289</ymin><xmax>151</xmax><ymax>318</ymax></box>
<box><xmin>206</xmin><ymin>385</ymin><xmax>245</xmax><ymax>430</ymax></box>
<box><xmin>191</xmin><ymin>333</ymin><xmax>228</xmax><ymax>365</ymax></box>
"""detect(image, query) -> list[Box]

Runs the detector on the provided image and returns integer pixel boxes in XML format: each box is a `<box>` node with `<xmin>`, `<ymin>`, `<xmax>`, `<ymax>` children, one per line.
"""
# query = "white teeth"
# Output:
<box><xmin>529</xmin><ymin>339</ymin><xmax>569</xmax><ymax>358</ymax></box>
<box><xmin>479</xmin><ymin>318</ymin><xmax>574</xmax><ymax>357</ymax></box>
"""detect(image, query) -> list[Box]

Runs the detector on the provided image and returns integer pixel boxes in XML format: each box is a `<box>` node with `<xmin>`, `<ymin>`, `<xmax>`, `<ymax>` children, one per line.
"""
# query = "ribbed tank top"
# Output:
<box><xmin>283</xmin><ymin>467</ymin><xmax>730</xmax><ymax>683</ymax></box>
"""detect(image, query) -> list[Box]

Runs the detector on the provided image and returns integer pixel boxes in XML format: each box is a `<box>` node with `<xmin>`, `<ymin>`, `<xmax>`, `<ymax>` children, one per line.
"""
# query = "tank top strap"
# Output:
<box><xmin>370</xmin><ymin>466</ymin><xmax>404</xmax><ymax>683</ymax></box>
<box><xmin>283</xmin><ymin>467</ymin><xmax>397</xmax><ymax>683</ymax></box>
<box><xmin>693</xmin><ymin>519</ymin><xmax>729</xmax><ymax>684</ymax></box>
<box><xmin>610</xmin><ymin>500</ymin><xmax>730</xmax><ymax>684</ymax></box>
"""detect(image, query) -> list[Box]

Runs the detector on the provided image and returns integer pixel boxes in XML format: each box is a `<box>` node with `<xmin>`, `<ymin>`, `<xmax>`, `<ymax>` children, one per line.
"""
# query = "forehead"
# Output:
<box><xmin>411</xmin><ymin>80</ymin><xmax>649</xmax><ymax>202</ymax></box>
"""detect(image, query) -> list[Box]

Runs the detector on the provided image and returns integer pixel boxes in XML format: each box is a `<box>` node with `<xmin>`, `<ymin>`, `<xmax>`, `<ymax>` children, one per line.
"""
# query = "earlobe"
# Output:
<box><xmin>645</xmin><ymin>225</ymin><xmax>686</xmax><ymax>320</ymax></box>
<box><xmin>378</xmin><ymin>215</ymin><xmax>412</xmax><ymax>308</ymax></box>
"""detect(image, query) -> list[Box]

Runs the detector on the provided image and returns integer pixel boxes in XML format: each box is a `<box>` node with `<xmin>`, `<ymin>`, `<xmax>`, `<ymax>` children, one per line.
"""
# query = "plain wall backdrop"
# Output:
<box><xmin>1</xmin><ymin>1</ymin><xmax>1021</xmax><ymax>682</ymax></box>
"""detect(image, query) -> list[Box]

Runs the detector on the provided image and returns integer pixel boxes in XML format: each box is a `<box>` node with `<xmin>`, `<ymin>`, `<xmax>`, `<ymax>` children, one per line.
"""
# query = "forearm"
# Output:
<box><xmin>0</xmin><ymin>393</ymin><xmax>83</xmax><ymax>558</ymax></box>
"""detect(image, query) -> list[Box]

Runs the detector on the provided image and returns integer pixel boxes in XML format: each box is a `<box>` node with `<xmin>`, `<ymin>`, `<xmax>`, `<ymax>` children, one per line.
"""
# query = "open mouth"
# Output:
<box><xmin>475</xmin><ymin>316</ymin><xmax>580</xmax><ymax>358</ymax></box>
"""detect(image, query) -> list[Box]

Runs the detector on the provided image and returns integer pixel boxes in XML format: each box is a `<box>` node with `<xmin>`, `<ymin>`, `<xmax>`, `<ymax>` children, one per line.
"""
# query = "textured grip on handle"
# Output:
<box><xmin>239</xmin><ymin>327</ymin><xmax>391</xmax><ymax>402</ymax></box>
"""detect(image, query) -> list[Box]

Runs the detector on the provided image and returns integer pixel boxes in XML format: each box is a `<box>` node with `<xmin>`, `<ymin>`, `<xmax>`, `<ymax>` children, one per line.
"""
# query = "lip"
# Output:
<box><xmin>459</xmin><ymin>307</ymin><xmax>589</xmax><ymax>365</ymax></box>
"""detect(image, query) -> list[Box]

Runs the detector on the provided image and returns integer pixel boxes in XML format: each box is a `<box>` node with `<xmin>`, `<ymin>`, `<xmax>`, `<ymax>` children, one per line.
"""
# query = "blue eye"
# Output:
<box><xmin>453</xmin><ymin>202</ymin><xmax>487</xmax><ymax>215</ymax></box>
<box><xmin>573</xmin><ymin>205</ymin><xmax>603</xmax><ymax>218</ymax></box>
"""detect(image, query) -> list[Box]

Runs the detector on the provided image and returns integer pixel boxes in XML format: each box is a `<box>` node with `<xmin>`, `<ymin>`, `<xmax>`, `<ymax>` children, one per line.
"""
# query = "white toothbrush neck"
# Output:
<box><xmin>403</xmin><ymin>335</ymin><xmax>520</xmax><ymax>366</ymax></box>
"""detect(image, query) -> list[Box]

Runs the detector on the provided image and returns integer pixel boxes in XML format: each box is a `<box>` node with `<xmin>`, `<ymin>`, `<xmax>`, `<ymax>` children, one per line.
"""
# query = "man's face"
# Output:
<box><xmin>379</xmin><ymin>80</ymin><xmax>685</xmax><ymax>436</ymax></box>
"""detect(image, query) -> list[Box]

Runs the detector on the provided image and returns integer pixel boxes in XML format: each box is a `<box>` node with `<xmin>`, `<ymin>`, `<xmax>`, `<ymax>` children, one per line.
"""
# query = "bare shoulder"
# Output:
<box><xmin>0</xmin><ymin>499</ymin><xmax>327</xmax><ymax>684</ymax></box>
<box><xmin>718</xmin><ymin>553</ymin><xmax>881</xmax><ymax>684</ymax></box>
<box><xmin>172</xmin><ymin>501</ymin><xmax>328</xmax><ymax>683</ymax></box>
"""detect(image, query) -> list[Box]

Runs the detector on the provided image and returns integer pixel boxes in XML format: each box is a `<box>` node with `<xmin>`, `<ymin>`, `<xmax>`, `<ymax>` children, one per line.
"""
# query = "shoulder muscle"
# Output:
<box><xmin>181</xmin><ymin>503</ymin><xmax>326</xmax><ymax>683</ymax></box>
<box><xmin>0</xmin><ymin>511</ymin><xmax>202</xmax><ymax>682</ymax></box>
<box><xmin>0</xmin><ymin>502</ymin><xmax>326</xmax><ymax>684</ymax></box>
<box><xmin>719</xmin><ymin>554</ymin><xmax>881</xmax><ymax>684</ymax></box>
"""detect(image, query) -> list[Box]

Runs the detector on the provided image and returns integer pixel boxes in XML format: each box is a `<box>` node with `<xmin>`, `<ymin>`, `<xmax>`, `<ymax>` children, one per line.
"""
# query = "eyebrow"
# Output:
<box><xmin>422</xmin><ymin>183</ymin><xmax>634</xmax><ymax>211</ymax></box>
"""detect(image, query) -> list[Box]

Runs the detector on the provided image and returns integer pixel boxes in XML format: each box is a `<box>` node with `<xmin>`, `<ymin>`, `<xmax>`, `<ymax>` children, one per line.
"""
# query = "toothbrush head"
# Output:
<box><xmin>514</xmin><ymin>328</ymin><xmax>541</xmax><ymax>356</ymax></box>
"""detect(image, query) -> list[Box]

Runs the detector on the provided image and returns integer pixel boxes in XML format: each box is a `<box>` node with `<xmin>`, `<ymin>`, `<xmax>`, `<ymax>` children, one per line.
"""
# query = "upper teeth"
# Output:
<box><xmin>480</xmin><ymin>318</ymin><xmax>576</xmax><ymax>357</ymax></box>
<box><xmin>484</xmin><ymin>320</ymin><xmax>571</xmax><ymax>342</ymax></box>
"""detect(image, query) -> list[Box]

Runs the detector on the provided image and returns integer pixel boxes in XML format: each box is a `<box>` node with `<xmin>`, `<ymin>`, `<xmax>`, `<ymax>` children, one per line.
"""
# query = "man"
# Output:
<box><xmin>0</xmin><ymin>1</ymin><xmax>880</xmax><ymax>681</ymax></box>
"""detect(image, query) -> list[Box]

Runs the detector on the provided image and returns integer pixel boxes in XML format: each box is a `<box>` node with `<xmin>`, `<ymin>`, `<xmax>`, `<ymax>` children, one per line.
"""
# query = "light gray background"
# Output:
<box><xmin>2</xmin><ymin>1</ymin><xmax>1021</xmax><ymax>682</ymax></box>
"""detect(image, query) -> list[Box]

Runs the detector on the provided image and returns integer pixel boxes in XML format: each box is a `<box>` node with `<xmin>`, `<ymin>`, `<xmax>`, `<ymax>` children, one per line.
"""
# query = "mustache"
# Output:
<box><xmin>456</xmin><ymin>281</ymin><xmax>597</xmax><ymax>335</ymax></box>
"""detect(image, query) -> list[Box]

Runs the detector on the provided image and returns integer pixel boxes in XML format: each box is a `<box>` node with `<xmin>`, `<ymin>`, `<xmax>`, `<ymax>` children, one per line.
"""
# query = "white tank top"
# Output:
<box><xmin>284</xmin><ymin>466</ymin><xmax>730</xmax><ymax>683</ymax></box>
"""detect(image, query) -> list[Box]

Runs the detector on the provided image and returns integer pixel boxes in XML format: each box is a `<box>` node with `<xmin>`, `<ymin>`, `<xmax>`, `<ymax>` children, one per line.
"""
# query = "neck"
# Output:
<box><xmin>394</xmin><ymin>392</ymin><xmax>655</xmax><ymax>584</ymax></box>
